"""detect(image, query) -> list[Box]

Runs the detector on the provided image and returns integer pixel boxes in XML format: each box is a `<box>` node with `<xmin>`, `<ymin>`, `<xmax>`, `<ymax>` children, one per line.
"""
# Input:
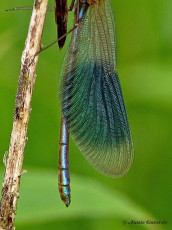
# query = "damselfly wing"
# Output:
<box><xmin>59</xmin><ymin>0</ymin><xmax>133</xmax><ymax>188</ymax></box>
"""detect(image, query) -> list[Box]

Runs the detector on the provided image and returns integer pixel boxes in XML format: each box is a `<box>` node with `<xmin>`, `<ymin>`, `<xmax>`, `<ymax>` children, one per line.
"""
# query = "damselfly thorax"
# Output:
<box><xmin>87</xmin><ymin>0</ymin><xmax>99</xmax><ymax>5</ymax></box>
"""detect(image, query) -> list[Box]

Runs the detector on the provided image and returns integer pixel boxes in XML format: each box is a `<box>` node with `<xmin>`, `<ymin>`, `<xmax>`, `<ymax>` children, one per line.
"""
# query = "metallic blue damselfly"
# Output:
<box><xmin>58</xmin><ymin>0</ymin><xmax>134</xmax><ymax>207</ymax></box>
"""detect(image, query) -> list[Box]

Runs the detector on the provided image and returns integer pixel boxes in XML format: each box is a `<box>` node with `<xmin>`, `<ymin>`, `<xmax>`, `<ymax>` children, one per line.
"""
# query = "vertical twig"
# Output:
<box><xmin>0</xmin><ymin>0</ymin><xmax>48</xmax><ymax>229</ymax></box>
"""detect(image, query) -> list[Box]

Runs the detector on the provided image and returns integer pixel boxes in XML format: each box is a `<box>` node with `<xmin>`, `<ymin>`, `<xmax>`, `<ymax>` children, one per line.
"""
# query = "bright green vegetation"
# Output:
<box><xmin>0</xmin><ymin>0</ymin><xmax>171</xmax><ymax>229</ymax></box>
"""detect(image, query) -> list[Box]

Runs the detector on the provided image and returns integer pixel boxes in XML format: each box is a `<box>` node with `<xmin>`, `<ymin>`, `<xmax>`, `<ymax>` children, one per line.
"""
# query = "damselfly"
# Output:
<box><xmin>7</xmin><ymin>0</ymin><xmax>133</xmax><ymax>207</ymax></box>
<box><xmin>58</xmin><ymin>0</ymin><xmax>134</xmax><ymax>207</ymax></box>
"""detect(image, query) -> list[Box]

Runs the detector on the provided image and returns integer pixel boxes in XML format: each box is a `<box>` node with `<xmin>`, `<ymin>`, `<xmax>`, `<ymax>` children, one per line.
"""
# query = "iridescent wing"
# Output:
<box><xmin>59</xmin><ymin>0</ymin><xmax>134</xmax><ymax>177</ymax></box>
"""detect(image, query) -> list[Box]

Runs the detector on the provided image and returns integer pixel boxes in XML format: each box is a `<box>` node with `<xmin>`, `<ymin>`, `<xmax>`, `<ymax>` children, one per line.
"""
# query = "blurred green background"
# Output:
<box><xmin>0</xmin><ymin>0</ymin><xmax>171</xmax><ymax>229</ymax></box>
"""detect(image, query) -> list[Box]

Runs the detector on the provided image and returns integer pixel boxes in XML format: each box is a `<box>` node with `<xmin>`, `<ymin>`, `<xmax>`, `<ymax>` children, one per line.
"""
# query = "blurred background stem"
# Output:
<box><xmin>0</xmin><ymin>0</ymin><xmax>48</xmax><ymax>229</ymax></box>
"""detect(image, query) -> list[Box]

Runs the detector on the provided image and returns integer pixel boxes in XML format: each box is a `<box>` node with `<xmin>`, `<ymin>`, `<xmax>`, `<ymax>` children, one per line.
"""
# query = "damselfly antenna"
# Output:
<box><xmin>5</xmin><ymin>6</ymin><xmax>54</xmax><ymax>12</ymax></box>
<box><xmin>6</xmin><ymin>7</ymin><xmax>33</xmax><ymax>11</ymax></box>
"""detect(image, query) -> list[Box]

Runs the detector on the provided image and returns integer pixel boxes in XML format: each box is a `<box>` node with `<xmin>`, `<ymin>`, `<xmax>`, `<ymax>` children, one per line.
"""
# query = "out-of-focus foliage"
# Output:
<box><xmin>0</xmin><ymin>0</ymin><xmax>171</xmax><ymax>229</ymax></box>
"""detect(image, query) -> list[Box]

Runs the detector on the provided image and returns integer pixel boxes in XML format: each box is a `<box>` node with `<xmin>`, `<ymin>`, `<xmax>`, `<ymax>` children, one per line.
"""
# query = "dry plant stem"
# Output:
<box><xmin>0</xmin><ymin>0</ymin><xmax>48</xmax><ymax>229</ymax></box>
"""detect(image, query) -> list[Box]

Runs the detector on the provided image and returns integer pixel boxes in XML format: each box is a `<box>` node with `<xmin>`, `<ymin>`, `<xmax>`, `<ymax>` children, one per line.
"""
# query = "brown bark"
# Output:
<box><xmin>0</xmin><ymin>0</ymin><xmax>49</xmax><ymax>229</ymax></box>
